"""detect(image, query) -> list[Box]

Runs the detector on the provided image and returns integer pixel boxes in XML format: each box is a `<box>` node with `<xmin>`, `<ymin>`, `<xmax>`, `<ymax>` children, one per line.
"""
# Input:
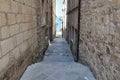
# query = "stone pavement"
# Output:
<box><xmin>20</xmin><ymin>38</ymin><xmax>96</xmax><ymax>80</ymax></box>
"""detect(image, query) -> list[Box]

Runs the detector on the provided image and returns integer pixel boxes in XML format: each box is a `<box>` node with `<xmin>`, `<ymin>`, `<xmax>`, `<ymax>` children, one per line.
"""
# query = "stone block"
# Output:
<box><xmin>114</xmin><ymin>0</ymin><xmax>120</xmax><ymax>9</ymax></box>
<box><xmin>7</xmin><ymin>13</ymin><xmax>16</xmax><ymax>25</ymax></box>
<box><xmin>28</xmin><ymin>23</ymin><xmax>33</xmax><ymax>30</ymax></box>
<box><xmin>19</xmin><ymin>41</ymin><xmax>27</xmax><ymax>55</ymax></box>
<box><xmin>10</xmin><ymin>24</ymin><xmax>19</xmax><ymax>36</ymax></box>
<box><xmin>0</xmin><ymin>54</ymin><xmax>9</xmax><ymax>72</ymax></box>
<box><xmin>12</xmin><ymin>35</ymin><xmax>17</xmax><ymax>48</ymax></box>
<box><xmin>24</xmin><ymin>15</ymin><xmax>31</xmax><ymax>22</ymax></box>
<box><xmin>0</xmin><ymin>13</ymin><xmax>6</xmax><ymax>27</ymax></box>
<box><xmin>0</xmin><ymin>0</ymin><xmax>11</xmax><ymax>12</ymax></box>
<box><xmin>17</xmin><ymin>2</ymin><xmax>22</xmax><ymax>14</ymax></box>
<box><xmin>27</xmin><ymin>38</ymin><xmax>32</xmax><ymax>48</ymax></box>
<box><xmin>26</xmin><ymin>7</ymin><xmax>32</xmax><ymax>15</ymax></box>
<box><xmin>23</xmin><ymin>31</ymin><xmax>29</xmax><ymax>41</ymax></box>
<box><xmin>12</xmin><ymin>47</ymin><xmax>20</xmax><ymax>60</ymax></box>
<box><xmin>22</xmin><ymin>5</ymin><xmax>27</xmax><ymax>14</ymax></box>
<box><xmin>19</xmin><ymin>23</ymin><xmax>29</xmax><ymax>32</ymax></box>
<box><xmin>1</xmin><ymin>26</ymin><xmax>10</xmax><ymax>39</ymax></box>
<box><xmin>1</xmin><ymin>37</ymin><xmax>14</xmax><ymax>55</ymax></box>
<box><xmin>0</xmin><ymin>46</ymin><xmax>2</xmax><ymax>58</ymax></box>
<box><xmin>16</xmin><ymin>33</ymin><xmax>23</xmax><ymax>45</ymax></box>
<box><xmin>21</xmin><ymin>23</ymin><xmax>29</xmax><ymax>31</ymax></box>
<box><xmin>11</xmin><ymin>0</ymin><xmax>18</xmax><ymax>13</ymax></box>
<box><xmin>16</xmin><ymin>14</ymin><xmax>24</xmax><ymax>23</ymax></box>
<box><xmin>28</xmin><ymin>29</ymin><xmax>32</xmax><ymax>38</ymax></box>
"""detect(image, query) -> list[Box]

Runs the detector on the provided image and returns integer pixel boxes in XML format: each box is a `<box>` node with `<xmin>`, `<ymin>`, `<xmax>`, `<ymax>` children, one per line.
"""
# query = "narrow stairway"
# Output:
<box><xmin>20</xmin><ymin>38</ymin><xmax>96</xmax><ymax>80</ymax></box>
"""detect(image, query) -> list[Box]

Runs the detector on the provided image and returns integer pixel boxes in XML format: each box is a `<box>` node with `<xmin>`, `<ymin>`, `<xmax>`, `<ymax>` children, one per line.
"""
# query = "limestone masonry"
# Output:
<box><xmin>65</xmin><ymin>0</ymin><xmax>120</xmax><ymax>80</ymax></box>
<box><xmin>0</xmin><ymin>0</ymin><xmax>55</xmax><ymax>80</ymax></box>
<box><xmin>80</xmin><ymin>0</ymin><xmax>120</xmax><ymax>80</ymax></box>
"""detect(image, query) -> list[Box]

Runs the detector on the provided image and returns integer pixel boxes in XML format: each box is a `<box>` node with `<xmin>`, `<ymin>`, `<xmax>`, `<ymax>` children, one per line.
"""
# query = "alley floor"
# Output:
<box><xmin>20</xmin><ymin>38</ymin><xmax>96</xmax><ymax>80</ymax></box>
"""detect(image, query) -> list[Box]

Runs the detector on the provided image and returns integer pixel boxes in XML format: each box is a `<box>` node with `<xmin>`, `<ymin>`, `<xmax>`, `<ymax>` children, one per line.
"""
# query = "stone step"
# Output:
<box><xmin>20</xmin><ymin>38</ymin><xmax>96</xmax><ymax>80</ymax></box>
<box><xmin>20</xmin><ymin>62</ymin><xmax>96</xmax><ymax>80</ymax></box>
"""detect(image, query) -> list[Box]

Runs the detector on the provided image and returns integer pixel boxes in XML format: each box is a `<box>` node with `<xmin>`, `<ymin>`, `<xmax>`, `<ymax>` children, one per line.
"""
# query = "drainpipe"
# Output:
<box><xmin>76</xmin><ymin>0</ymin><xmax>81</xmax><ymax>62</ymax></box>
<box><xmin>62</xmin><ymin>21</ymin><xmax>63</xmax><ymax>38</ymax></box>
<box><xmin>51</xmin><ymin>0</ymin><xmax>53</xmax><ymax>42</ymax></box>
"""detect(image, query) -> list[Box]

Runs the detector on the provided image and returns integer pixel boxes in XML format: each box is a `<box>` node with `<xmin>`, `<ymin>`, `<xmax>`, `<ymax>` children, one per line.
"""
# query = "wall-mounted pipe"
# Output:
<box><xmin>76</xmin><ymin>0</ymin><xmax>81</xmax><ymax>62</ymax></box>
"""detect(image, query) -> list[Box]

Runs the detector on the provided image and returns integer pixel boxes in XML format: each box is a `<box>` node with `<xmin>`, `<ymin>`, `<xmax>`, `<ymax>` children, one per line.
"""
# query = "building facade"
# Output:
<box><xmin>66</xmin><ymin>0</ymin><xmax>79</xmax><ymax>60</ymax></box>
<box><xmin>52</xmin><ymin>0</ymin><xmax>56</xmax><ymax>40</ymax></box>
<box><xmin>66</xmin><ymin>0</ymin><xmax>120</xmax><ymax>80</ymax></box>
<box><xmin>62</xmin><ymin>0</ymin><xmax>67</xmax><ymax>38</ymax></box>
<box><xmin>0</xmin><ymin>0</ymin><xmax>56</xmax><ymax>80</ymax></box>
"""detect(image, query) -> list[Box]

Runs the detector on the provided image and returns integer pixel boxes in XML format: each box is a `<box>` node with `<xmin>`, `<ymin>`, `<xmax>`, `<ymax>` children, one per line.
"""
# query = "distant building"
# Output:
<box><xmin>38</xmin><ymin>0</ymin><xmax>56</xmax><ymax>42</ymax></box>
<box><xmin>62</xmin><ymin>0</ymin><xmax>67</xmax><ymax>38</ymax></box>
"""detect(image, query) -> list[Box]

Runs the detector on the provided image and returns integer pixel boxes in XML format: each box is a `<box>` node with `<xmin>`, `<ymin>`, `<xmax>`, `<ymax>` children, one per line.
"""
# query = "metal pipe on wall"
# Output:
<box><xmin>76</xmin><ymin>0</ymin><xmax>81</xmax><ymax>62</ymax></box>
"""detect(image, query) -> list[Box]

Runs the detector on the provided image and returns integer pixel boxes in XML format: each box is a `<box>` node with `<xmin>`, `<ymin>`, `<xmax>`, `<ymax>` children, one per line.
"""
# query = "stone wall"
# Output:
<box><xmin>0</xmin><ymin>0</ymin><xmax>50</xmax><ymax>79</ymax></box>
<box><xmin>52</xmin><ymin>0</ymin><xmax>56</xmax><ymax>40</ymax></box>
<box><xmin>80</xmin><ymin>0</ymin><xmax>120</xmax><ymax>80</ymax></box>
<box><xmin>66</xmin><ymin>0</ymin><xmax>79</xmax><ymax>60</ymax></box>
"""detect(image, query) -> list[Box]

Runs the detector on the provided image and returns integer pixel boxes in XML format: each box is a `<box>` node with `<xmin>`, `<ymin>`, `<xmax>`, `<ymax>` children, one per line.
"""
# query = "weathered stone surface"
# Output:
<box><xmin>0</xmin><ymin>47</ymin><xmax>2</xmax><ymax>58</ymax></box>
<box><xmin>79</xmin><ymin>0</ymin><xmax>120</xmax><ymax>80</ymax></box>
<box><xmin>7</xmin><ymin>13</ymin><xmax>16</xmax><ymax>25</ymax></box>
<box><xmin>20</xmin><ymin>23</ymin><xmax>28</xmax><ymax>32</ymax></box>
<box><xmin>16</xmin><ymin>33</ymin><xmax>24</xmax><ymax>45</ymax></box>
<box><xmin>1</xmin><ymin>37</ymin><xmax>14</xmax><ymax>55</ymax></box>
<box><xmin>0</xmin><ymin>13</ymin><xmax>6</xmax><ymax>27</ymax></box>
<box><xmin>11</xmin><ymin>0</ymin><xmax>19</xmax><ymax>13</ymax></box>
<box><xmin>12</xmin><ymin>47</ymin><xmax>20</xmax><ymax>59</ymax></box>
<box><xmin>0</xmin><ymin>0</ymin><xmax>10</xmax><ymax>12</ymax></box>
<box><xmin>0</xmin><ymin>54</ymin><xmax>9</xmax><ymax>72</ymax></box>
<box><xmin>0</xmin><ymin>0</ymin><xmax>55</xmax><ymax>79</ymax></box>
<box><xmin>19</xmin><ymin>41</ymin><xmax>28</xmax><ymax>55</ymax></box>
<box><xmin>1</xmin><ymin>26</ymin><xmax>10</xmax><ymax>39</ymax></box>
<box><xmin>66</xmin><ymin>0</ymin><xmax>120</xmax><ymax>80</ymax></box>
<box><xmin>10</xmin><ymin>24</ymin><xmax>19</xmax><ymax>36</ymax></box>
<box><xmin>16</xmin><ymin>14</ymin><xmax>24</xmax><ymax>23</ymax></box>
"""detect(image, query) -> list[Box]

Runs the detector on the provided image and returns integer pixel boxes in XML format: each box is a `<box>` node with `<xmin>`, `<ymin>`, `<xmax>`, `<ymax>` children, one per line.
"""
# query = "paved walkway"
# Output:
<box><xmin>20</xmin><ymin>38</ymin><xmax>96</xmax><ymax>80</ymax></box>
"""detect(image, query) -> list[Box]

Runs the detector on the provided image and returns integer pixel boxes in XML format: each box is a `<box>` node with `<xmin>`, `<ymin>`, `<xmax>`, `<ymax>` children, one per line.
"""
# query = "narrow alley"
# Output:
<box><xmin>20</xmin><ymin>38</ymin><xmax>96</xmax><ymax>80</ymax></box>
<box><xmin>0</xmin><ymin>0</ymin><xmax>120</xmax><ymax>80</ymax></box>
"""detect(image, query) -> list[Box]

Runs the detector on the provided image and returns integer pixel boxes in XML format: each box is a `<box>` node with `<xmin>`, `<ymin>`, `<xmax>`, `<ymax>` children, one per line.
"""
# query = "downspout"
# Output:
<box><xmin>62</xmin><ymin>21</ymin><xmax>63</xmax><ymax>38</ymax></box>
<box><xmin>76</xmin><ymin>0</ymin><xmax>81</xmax><ymax>62</ymax></box>
<box><xmin>51</xmin><ymin>0</ymin><xmax>53</xmax><ymax>42</ymax></box>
